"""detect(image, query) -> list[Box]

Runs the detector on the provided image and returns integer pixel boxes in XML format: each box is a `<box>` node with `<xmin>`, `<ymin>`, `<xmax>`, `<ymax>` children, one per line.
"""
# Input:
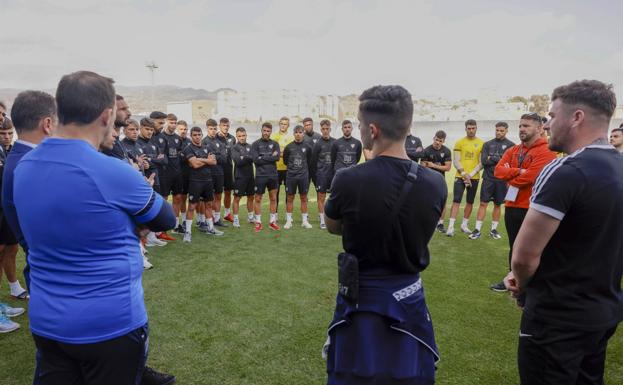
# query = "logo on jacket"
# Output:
<box><xmin>302</xmin><ymin>148</ymin><xmax>306</xmax><ymax>152</ymax></box>
<box><xmin>351</xmin><ymin>143</ymin><xmax>355</xmax><ymax>148</ymax></box>
<box><xmin>269</xmin><ymin>144</ymin><xmax>273</xmax><ymax>149</ymax></box>
<box><xmin>175</xmin><ymin>139</ymin><xmax>179</xmax><ymax>144</ymax></box>
<box><xmin>411</xmin><ymin>139</ymin><xmax>416</xmax><ymax>144</ymax></box>
<box><xmin>246</xmin><ymin>148</ymin><xmax>250</xmax><ymax>152</ymax></box>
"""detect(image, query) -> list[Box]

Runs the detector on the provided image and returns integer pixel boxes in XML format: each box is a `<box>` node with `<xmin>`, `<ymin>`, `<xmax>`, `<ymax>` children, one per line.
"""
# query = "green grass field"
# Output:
<box><xmin>1</xmin><ymin>184</ymin><xmax>621</xmax><ymax>385</ymax></box>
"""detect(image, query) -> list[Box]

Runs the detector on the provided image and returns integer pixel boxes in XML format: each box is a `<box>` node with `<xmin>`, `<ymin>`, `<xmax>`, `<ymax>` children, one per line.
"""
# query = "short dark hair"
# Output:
<box><xmin>342</xmin><ymin>120</ymin><xmax>352</xmax><ymax>126</ymax></box>
<box><xmin>125</xmin><ymin>119</ymin><xmax>139</xmax><ymax>128</ymax></box>
<box><xmin>320</xmin><ymin>119</ymin><xmax>331</xmax><ymax>126</ymax></box>
<box><xmin>495</xmin><ymin>121</ymin><xmax>508</xmax><ymax>129</ymax></box>
<box><xmin>520</xmin><ymin>112</ymin><xmax>542</xmax><ymax>123</ymax></box>
<box><xmin>619</xmin><ymin>122</ymin><xmax>623</xmax><ymax>128</ymax></box>
<box><xmin>191</xmin><ymin>126</ymin><xmax>202</xmax><ymax>134</ymax></box>
<box><xmin>262</xmin><ymin>122</ymin><xmax>272</xmax><ymax>130</ymax></box>
<box><xmin>551</xmin><ymin>80</ymin><xmax>617</xmax><ymax>120</ymax></box>
<box><xmin>302</xmin><ymin>117</ymin><xmax>313</xmax><ymax>124</ymax></box>
<box><xmin>434</xmin><ymin>130</ymin><xmax>446</xmax><ymax>140</ymax></box>
<box><xmin>611</xmin><ymin>127</ymin><xmax>623</xmax><ymax>134</ymax></box>
<box><xmin>56</xmin><ymin>71</ymin><xmax>115</xmax><ymax>125</ymax></box>
<box><xmin>206</xmin><ymin>118</ymin><xmax>217</xmax><ymax>127</ymax></box>
<box><xmin>10</xmin><ymin>90</ymin><xmax>57</xmax><ymax>133</ymax></box>
<box><xmin>279</xmin><ymin>116</ymin><xmax>289</xmax><ymax>122</ymax></box>
<box><xmin>1</xmin><ymin>118</ymin><xmax>14</xmax><ymax>130</ymax></box>
<box><xmin>465</xmin><ymin>119</ymin><xmax>477</xmax><ymax>127</ymax></box>
<box><xmin>236</xmin><ymin>127</ymin><xmax>246</xmax><ymax>133</ymax></box>
<box><xmin>358</xmin><ymin>85</ymin><xmax>413</xmax><ymax>141</ymax></box>
<box><xmin>0</xmin><ymin>101</ymin><xmax>6</xmax><ymax>110</ymax></box>
<box><xmin>140</xmin><ymin>118</ymin><xmax>155</xmax><ymax>128</ymax></box>
<box><xmin>293</xmin><ymin>124</ymin><xmax>303</xmax><ymax>132</ymax></box>
<box><xmin>116</xmin><ymin>94</ymin><xmax>124</xmax><ymax>101</ymax></box>
<box><xmin>150</xmin><ymin>111</ymin><xmax>167</xmax><ymax>119</ymax></box>
<box><xmin>541</xmin><ymin>116</ymin><xmax>548</xmax><ymax>124</ymax></box>
<box><xmin>166</xmin><ymin>113</ymin><xmax>177</xmax><ymax>120</ymax></box>
<box><xmin>220</xmin><ymin>117</ymin><xmax>230</xmax><ymax>124</ymax></box>
<box><xmin>177</xmin><ymin>120</ymin><xmax>187</xmax><ymax>127</ymax></box>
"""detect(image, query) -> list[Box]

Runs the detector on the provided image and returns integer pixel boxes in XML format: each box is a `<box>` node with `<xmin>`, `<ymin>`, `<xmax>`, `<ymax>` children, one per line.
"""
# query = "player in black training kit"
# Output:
<box><xmin>283</xmin><ymin>125</ymin><xmax>313</xmax><ymax>229</ymax></box>
<box><xmin>175</xmin><ymin>120</ymin><xmax>192</xmax><ymax>233</ymax></box>
<box><xmin>310</xmin><ymin>120</ymin><xmax>335</xmax><ymax>229</ymax></box>
<box><xmin>469</xmin><ymin>121</ymin><xmax>515</xmax><ymax>240</ymax></box>
<box><xmin>216</xmin><ymin>117</ymin><xmax>236</xmax><ymax>223</ymax></box>
<box><xmin>157</xmin><ymin>113</ymin><xmax>185</xmax><ymax>236</ymax></box>
<box><xmin>331</xmin><ymin>119</ymin><xmax>362</xmax><ymax>174</ymax></box>
<box><xmin>405</xmin><ymin>132</ymin><xmax>424</xmax><ymax>161</ymax></box>
<box><xmin>181</xmin><ymin>126</ymin><xmax>223</xmax><ymax>241</ymax></box>
<box><xmin>505</xmin><ymin>80</ymin><xmax>623</xmax><ymax>385</ymax></box>
<box><xmin>202</xmin><ymin>119</ymin><xmax>229</xmax><ymax>228</ymax></box>
<box><xmin>231</xmin><ymin>127</ymin><xmax>255</xmax><ymax>228</ymax></box>
<box><xmin>420</xmin><ymin>130</ymin><xmax>452</xmax><ymax>232</ymax></box>
<box><xmin>251</xmin><ymin>122</ymin><xmax>281</xmax><ymax>232</ymax></box>
<box><xmin>302</xmin><ymin>117</ymin><xmax>322</xmax><ymax>148</ymax></box>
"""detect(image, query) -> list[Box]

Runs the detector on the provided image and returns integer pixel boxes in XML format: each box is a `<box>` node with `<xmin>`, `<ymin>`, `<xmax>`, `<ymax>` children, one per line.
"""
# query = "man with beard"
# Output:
<box><xmin>310</xmin><ymin>121</ymin><xmax>335</xmax><ymax>229</ymax></box>
<box><xmin>283</xmin><ymin>125</ymin><xmax>313</xmax><ymax>229</ymax></box>
<box><xmin>202</xmin><ymin>119</ymin><xmax>229</xmax><ymax>228</ymax></box>
<box><xmin>331</xmin><ymin>119</ymin><xmax>362</xmax><ymax>173</ymax></box>
<box><xmin>251</xmin><ymin>122</ymin><xmax>280</xmax><ymax>231</ymax></box>
<box><xmin>489</xmin><ymin>113</ymin><xmax>556</xmax><ymax>293</ymax></box>
<box><xmin>505</xmin><ymin>80</ymin><xmax>622</xmax><ymax>385</ymax></box>
<box><xmin>102</xmin><ymin>95</ymin><xmax>132</xmax><ymax>163</ymax></box>
<box><xmin>302</xmin><ymin>117</ymin><xmax>321</xmax><ymax>147</ymax></box>
<box><xmin>158</xmin><ymin>114</ymin><xmax>185</xmax><ymax>236</ymax></box>
<box><xmin>216</xmin><ymin>117</ymin><xmax>236</xmax><ymax>223</ymax></box>
<box><xmin>420</xmin><ymin>130</ymin><xmax>452</xmax><ymax>233</ymax></box>
<box><xmin>175</xmin><ymin>120</ymin><xmax>192</xmax><ymax>233</ymax></box>
<box><xmin>469</xmin><ymin>122</ymin><xmax>515</xmax><ymax>240</ymax></box>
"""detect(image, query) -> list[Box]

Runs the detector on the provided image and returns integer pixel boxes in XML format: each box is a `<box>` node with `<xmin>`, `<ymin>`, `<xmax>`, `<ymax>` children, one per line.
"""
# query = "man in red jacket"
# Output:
<box><xmin>490</xmin><ymin>113</ymin><xmax>557</xmax><ymax>292</ymax></box>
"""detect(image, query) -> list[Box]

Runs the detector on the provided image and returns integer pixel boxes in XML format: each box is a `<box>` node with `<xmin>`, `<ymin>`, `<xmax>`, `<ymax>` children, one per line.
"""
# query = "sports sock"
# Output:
<box><xmin>461</xmin><ymin>218</ymin><xmax>469</xmax><ymax>228</ymax></box>
<box><xmin>437</xmin><ymin>219</ymin><xmax>444</xmax><ymax>225</ymax></box>
<box><xmin>491</xmin><ymin>221</ymin><xmax>499</xmax><ymax>231</ymax></box>
<box><xmin>9</xmin><ymin>281</ymin><xmax>24</xmax><ymax>296</ymax></box>
<box><xmin>286</xmin><ymin>212</ymin><xmax>293</xmax><ymax>222</ymax></box>
<box><xmin>255</xmin><ymin>214</ymin><xmax>262</xmax><ymax>223</ymax></box>
<box><xmin>207</xmin><ymin>218</ymin><xmax>214</xmax><ymax>230</ymax></box>
<box><xmin>197</xmin><ymin>214</ymin><xmax>205</xmax><ymax>223</ymax></box>
<box><xmin>180</xmin><ymin>212</ymin><xmax>186</xmax><ymax>223</ymax></box>
<box><xmin>185</xmin><ymin>219</ymin><xmax>193</xmax><ymax>234</ymax></box>
<box><xmin>448</xmin><ymin>218</ymin><xmax>456</xmax><ymax>229</ymax></box>
<box><xmin>270</xmin><ymin>213</ymin><xmax>277</xmax><ymax>223</ymax></box>
<box><xmin>302</xmin><ymin>213</ymin><xmax>309</xmax><ymax>222</ymax></box>
<box><xmin>224</xmin><ymin>208</ymin><xmax>231</xmax><ymax>216</ymax></box>
<box><xmin>319</xmin><ymin>214</ymin><xmax>325</xmax><ymax>225</ymax></box>
<box><xmin>234</xmin><ymin>214</ymin><xmax>239</xmax><ymax>221</ymax></box>
<box><xmin>475</xmin><ymin>221</ymin><xmax>482</xmax><ymax>231</ymax></box>
<box><xmin>214</xmin><ymin>212</ymin><xmax>221</xmax><ymax>222</ymax></box>
<box><xmin>248</xmin><ymin>213</ymin><xmax>255</xmax><ymax>221</ymax></box>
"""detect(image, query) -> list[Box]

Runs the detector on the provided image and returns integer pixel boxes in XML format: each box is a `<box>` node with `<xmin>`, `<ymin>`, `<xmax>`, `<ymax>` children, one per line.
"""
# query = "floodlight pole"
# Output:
<box><xmin>146</xmin><ymin>61</ymin><xmax>159</xmax><ymax>111</ymax></box>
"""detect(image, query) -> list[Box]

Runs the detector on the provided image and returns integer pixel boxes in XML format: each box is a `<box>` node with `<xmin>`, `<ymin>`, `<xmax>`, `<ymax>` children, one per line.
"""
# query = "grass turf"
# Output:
<box><xmin>1</xmin><ymin>185</ymin><xmax>621</xmax><ymax>385</ymax></box>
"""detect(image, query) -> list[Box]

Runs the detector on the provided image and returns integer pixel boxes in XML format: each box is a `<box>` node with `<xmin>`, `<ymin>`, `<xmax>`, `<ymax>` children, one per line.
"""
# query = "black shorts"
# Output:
<box><xmin>452</xmin><ymin>178</ymin><xmax>480</xmax><ymax>204</ymax></box>
<box><xmin>278</xmin><ymin>170</ymin><xmax>287</xmax><ymax>185</ymax></box>
<box><xmin>188</xmin><ymin>179</ymin><xmax>214</xmax><ymax>203</ymax></box>
<box><xmin>0</xmin><ymin>215</ymin><xmax>17</xmax><ymax>245</ymax></box>
<box><xmin>285</xmin><ymin>177</ymin><xmax>310</xmax><ymax>195</ymax></box>
<box><xmin>480</xmin><ymin>178</ymin><xmax>507</xmax><ymax>205</ymax></box>
<box><xmin>223</xmin><ymin>166</ymin><xmax>234</xmax><ymax>191</ymax></box>
<box><xmin>255</xmin><ymin>176</ymin><xmax>279</xmax><ymax>194</ymax></box>
<box><xmin>518</xmin><ymin>315</ymin><xmax>618</xmax><ymax>385</ymax></box>
<box><xmin>181</xmin><ymin>172</ymin><xmax>190</xmax><ymax>195</ymax></box>
<box><xmin>159</xmin><ymin>174</ymin><xmax>184</xmax><ymax>197</ymax></box>
<box><xmin>212</xmin><ymin>174</ymin><xmax>224</xmax><ymax>194</ymax></box>
<box><xmin>33</xmin><ymin>324</ymin><xmax>148</xmax><ymax>385</ymax></box>
<box><xmin>234</xmin><ymin>177</ymin><xmax>255</xmax><ymax>197</ymax></box>
<box><xmin>315</xmin><ymin>173</ymin><xmax>334</xmax><ymax>193</ymax></box>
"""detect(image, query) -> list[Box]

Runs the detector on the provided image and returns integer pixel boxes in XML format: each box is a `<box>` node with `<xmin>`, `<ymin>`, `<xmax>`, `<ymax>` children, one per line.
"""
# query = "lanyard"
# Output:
<box><xmin>517</xmin><ymin>146</ymin><xmax>528</xmax><ymax>168</ymax></box>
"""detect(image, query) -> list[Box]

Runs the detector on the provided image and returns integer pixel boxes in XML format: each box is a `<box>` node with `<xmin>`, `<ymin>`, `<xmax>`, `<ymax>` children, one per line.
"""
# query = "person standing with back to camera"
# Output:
<box><xmin>323</xmin><ymin>85</ymin><xmax>447</xmax><ymax>385</ymax></box>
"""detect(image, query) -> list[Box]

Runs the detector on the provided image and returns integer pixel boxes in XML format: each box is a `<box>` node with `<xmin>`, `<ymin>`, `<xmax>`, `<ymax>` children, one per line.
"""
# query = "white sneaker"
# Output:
<box><xmin>0</xmin><ymin>316</ymin><xmax>19</xmax><ymax>333</ymax></box>
<box><xmin>183</xmin><ymin>232</ymin><xmax>192</xmax><ymax>242</ymax></box>
<box><xmin>284</xmin><ymin>220</ymin><xmax>293</xmax><ymax>229</ymax></box>
<box><xmin>205</xmin><ymin>227</ymin><xmax>224</xmax><ymax>236</ymax></box>
<box><xmin>145</xmin><ymin>233</ymin><xmax>167</xmax><ymax>247</ymax></box>
<box><xmin>320</xmin><ymin>222</ymin><xmax>327</xmax><ymax>230</ymax></box>
<box><xmin>460</xmin><ymin>226</ymin><xmax>472</xmax><ymax>234</ymax></box>
<box><xmin>446</xmin><ymin>228</ymin><xmax>454</xmax><ymax>237</ymax></box>
<box><xmin>233</xmin><ymin>218</ymin><xmax>240</xmax><ymax>228</ymax></box>
<box><xmin>301</xmin><ymin>221</ymin><xmax>312</xmax><ymax>229</ymax></box>
<box><xmin>143</xmin><ymin>257</ymin><xmax>153</xmax><ymax>270</ymax></box>
<box><xmin>0</xmin><ymin>303</ymin><xmax>25</xmax><ymax>318</ymax></box>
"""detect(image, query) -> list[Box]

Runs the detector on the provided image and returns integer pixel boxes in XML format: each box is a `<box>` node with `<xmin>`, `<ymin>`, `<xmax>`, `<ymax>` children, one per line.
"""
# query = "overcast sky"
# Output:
<box><xmin>2</xmin><ymin>0</ymin><xmax>621</xmax><ymax>99</ymax></box>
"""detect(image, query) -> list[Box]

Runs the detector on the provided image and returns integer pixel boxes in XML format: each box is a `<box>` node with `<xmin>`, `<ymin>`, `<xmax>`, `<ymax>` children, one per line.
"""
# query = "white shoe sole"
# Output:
<box><xmin>0</xmin><ymin>322</ymin><xmax>20</xmax><ymax>333</ymax></box>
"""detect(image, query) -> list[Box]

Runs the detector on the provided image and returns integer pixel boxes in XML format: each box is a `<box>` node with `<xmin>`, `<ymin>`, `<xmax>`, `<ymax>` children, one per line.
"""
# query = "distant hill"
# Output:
<box><xmin>0</xmin><ymin>85</ymin><xmax>223</xmax><ymax>113</ymax></box>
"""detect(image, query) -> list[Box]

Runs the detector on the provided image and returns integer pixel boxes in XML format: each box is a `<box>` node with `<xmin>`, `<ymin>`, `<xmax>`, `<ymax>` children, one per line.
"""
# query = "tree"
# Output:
<box><xmin>508</xmin><ymin>96</ymin><xmax>529</xmax><ymax>107</ymax></box>
<box><xmin>529</xmin><ymin>94</ymin><xmax>550</xmax><ymax>116</ymax></box>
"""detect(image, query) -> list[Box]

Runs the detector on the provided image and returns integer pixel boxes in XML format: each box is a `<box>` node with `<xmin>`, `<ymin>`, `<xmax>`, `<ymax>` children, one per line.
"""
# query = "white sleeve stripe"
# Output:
<box><xmin>532</xmin><ymin>157</ymin><xmax>564</xmax><ymax>198</ymax></box>
<box><xmin>530</xmin><ymin>203</ymin><xmax>565</xmax><ymax>220</ymax></box>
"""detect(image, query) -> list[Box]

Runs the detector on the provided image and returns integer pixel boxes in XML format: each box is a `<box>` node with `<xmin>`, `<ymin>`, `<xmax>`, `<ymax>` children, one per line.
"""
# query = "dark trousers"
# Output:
<box><xmin>504</xmin><ymin>207</ymin><xmax>528</xmax><ymax>270</ymax></box>
<box><xmin>518</xmin><ymin>316</ymin><xmax>618</xmax><ymax>385</ymax></box>
<box><xmin>32</xmin><ymin>325</ymin><xmax>148</xmax><ymax>385</ymax></box>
